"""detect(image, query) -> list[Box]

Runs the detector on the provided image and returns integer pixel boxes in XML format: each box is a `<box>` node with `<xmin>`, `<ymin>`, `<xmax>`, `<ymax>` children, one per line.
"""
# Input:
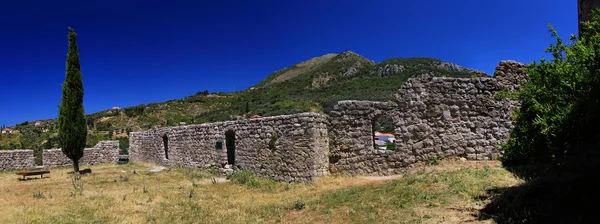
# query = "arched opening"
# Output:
<box><xmin>372</xmin><ymin>116</ymin><xmax>396</xmax><ymax>150</ymax></box>
<box><xmin>225</xmin><ymin>130</ymin><xmax>236</xmax><ymax>165</ymax></box>
<box><xmin>162</xmin><ymin>134</ymin><xmax>169</xmax><ymax>160</ymax></box>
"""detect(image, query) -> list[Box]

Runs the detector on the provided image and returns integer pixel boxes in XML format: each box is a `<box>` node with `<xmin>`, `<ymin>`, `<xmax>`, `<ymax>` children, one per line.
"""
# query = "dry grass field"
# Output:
<box><xmin>0</xmin><ymin>159</ymin><xmax>522</xmax><ymax>224</ymax></box>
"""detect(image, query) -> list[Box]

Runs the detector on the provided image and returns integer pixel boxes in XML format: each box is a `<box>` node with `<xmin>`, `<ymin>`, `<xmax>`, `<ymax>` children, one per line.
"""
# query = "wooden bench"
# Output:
<box><xmin>16</xmin><ymin>170</ymin><xmax>50</xmax><ymax>180</ymax></box>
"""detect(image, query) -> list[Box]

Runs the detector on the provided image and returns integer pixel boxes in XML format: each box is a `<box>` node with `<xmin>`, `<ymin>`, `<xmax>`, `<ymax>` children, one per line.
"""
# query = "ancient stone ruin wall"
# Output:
<box><xmin>328</xmin><ymin>61</ymin><xmax>526</xmax><ymax>175</ymax></box>
<box><xmin>43</xmin><ymin>141</ymin><xmax>120</xmax><ymax>168</ymax></box>
<box><xmin>129</xmin><ymin>113</ymin><xmax>329</xmax><ymax>182</ymax></box>
<box><xmin>0</xmin><ymin>150</ymin><xmax>34</xmax><ymax>171</ymax></box>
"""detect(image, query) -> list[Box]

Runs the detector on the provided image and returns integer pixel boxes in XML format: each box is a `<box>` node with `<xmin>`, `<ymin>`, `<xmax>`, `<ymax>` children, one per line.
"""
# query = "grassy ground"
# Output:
<box><xmin>0</xmin><ymin>159</ymin><xmax>521</xmax><ymax>224</ymax></box>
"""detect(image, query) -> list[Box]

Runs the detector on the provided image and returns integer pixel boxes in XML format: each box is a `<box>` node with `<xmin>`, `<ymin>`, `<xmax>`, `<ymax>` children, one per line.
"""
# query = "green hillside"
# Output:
<box><xmin>1</xmin><ymin>51</ymin><xmax>484</xmax><ymax>152</ymax></box>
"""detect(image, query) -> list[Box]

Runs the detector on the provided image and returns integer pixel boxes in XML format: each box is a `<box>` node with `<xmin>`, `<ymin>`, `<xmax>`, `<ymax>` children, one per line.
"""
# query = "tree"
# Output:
<box><xmin>501</xmin><ymin>9</ymin><xmax>600</xmax><ymax>165</ymax></box>
<box><xmin>58</xmin><ymin>27</ymin><xmax>87</xmax><ymax>172</ymax></box>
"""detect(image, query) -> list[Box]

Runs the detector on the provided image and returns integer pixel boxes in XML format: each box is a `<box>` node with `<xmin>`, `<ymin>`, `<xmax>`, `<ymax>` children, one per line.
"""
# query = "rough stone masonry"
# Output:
<box><xmin>328</xmin><ymin>61</ymin><xmax>526</xmax><ymax>175</ymax></box>
<box><xmin>129</xmin><ymin>60</ymin><xmax>527</xmax><ymax>182</ymax></box>
<box><xmin>0</xmin><ymin>150</ymin><xmax>34</xmax><ymax>171</ymax></box>
<box><xmin>43</xmin><ymin>141</ymin><xmax>120</xmax><ymax>168</ymax></box>
<box><xmin>129</xmin><ymin>113</ymin><xmax>330</xmax><ymax>183</ymax></box>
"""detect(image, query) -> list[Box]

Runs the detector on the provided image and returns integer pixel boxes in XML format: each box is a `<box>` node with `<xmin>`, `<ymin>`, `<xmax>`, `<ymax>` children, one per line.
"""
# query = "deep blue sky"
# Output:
<box><xmin>0</xmin><ymin>0</ymin><xmax>576</xmax><ymax>126</ymax></box>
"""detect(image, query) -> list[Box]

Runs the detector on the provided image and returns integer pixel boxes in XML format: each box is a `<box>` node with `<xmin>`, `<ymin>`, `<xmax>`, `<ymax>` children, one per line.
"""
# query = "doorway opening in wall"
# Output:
<box><xmin>372</xmin><ymin>116</ymin><xmax>396</xmax><ymax>150</ymax></box>
<box><xmin>162</xmin><ymin>135</ymin><xmax>169</xmax><ymax>160</ymax></box>
<box><xmin>225</xmin><ymin>130</ymin><xmax>235</xmax><ymax>165</ymax></box>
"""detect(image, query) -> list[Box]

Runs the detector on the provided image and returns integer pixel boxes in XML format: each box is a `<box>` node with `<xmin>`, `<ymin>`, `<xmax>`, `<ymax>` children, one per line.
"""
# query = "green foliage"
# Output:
<box><xmin>501</xmin><ymin>10</ymin><xmax>600</xmax><ymax>165</ymax></box>
<box><xmin>33</xmin><ymin>191</ymin><xmax>45</xmax><ymax>199</ymax></box>
<box><xmin>58</xmin><ymin>27</ymin><xmax>87</xmax><ymax>172</ymax></box>
<box><xmin>71</xmin><ymin>174</ymin><xmax>84</xmax><ymax>196</ymax></box>
<box><xmin>18</xmin><ymin>125</ymin><xmax>42</xmax><ymax>150</ymax></box>
<box><xmin>385</xmin><ymin>141</ymin><xmax>396</xmax><ymax>151</ymax></box>
<box><xmin>425</xmin><ymin>156</ymin><xmax>443</xmax><ymax>166</ymax></box>
<box><xmin>86</xmin><ymin>132</ymin><xmax>109</xmax><ymax>148</ymax></box>
<box><xmin>95</xmin><ymin>121</ymin><xmax>112</xmax><ymax>131</ymax></box>
<box><xmin>124</xmin><ymin>104</ymin><xmax>146</xmax><ymax>117</ymax></box>
<box><xmin>376</xmin><ymin>57</ymin><xmax>475</xmax><ymax>78</ymax></box>
<box><xmin>292</xmin><ymin>199</ymin><xmax>306</xmax><ymax>210</ymax></box>
<box><xmin>229</xmin><ymin>170</ymin><xmax>277</xmax><ymax>189</ymax></box>
<box><xmin>118</xmin><ymin>137</ymin><xmax>129</xmax><ymax>150</ymax></box>
<box><xmin>0</xmin><ymin>133</ymin><xmax>20</xmax><ymax>150</ymax></box>
<box><xmin>374</xmin><ymin>117</ymin><xmax>394</xmax><ymax>133</ymax></box>
<box><xmin>268</xmin><ymin>131</ymin><xmax>278</xmax><ymax>152</ymax></box>
<box><xmin>493</xmin><ymin>89</ymin><xmax>518</xmax><ymax>100</ymax></box>
<box><xmin>315</xmin><ymin>167</ymin><xmax>511</xmax><ymax>223</ymax></box>
<box><xmin>16</xmin><ymin>121</ymin><xmax>29</xmax><ymax>128</ymax></box>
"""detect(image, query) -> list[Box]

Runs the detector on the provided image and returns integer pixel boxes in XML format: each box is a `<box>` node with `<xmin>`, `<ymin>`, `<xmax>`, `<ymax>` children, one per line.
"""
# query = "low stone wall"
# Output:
<box><xmin>0</xmin><ymin>150</ymin><xmax>34</xmax><ymax>171</ymax></box>
<box><xmin>130</xmin><ymin>113</ymin><xmax>330</xmax><ymax>182</ymax></box>
<box><xmin>327</xmin><ymin>61</ymin><xmax>525</xmax><ymax>175</ymax></box>
<box><xmin>43</xmin><ymin>141</ymin><xmax>119</xmax><ymax>168</ymax></box>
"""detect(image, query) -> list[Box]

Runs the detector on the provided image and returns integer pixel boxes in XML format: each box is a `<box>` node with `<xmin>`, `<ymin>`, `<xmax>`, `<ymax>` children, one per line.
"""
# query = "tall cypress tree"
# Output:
<box><xmin>58</xmin><ymin>27</ymin><xmax>87</xmax><ymax>172</ymax></box>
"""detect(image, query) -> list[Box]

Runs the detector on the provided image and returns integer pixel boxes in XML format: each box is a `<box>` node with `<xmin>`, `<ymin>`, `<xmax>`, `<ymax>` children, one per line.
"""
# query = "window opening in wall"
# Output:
<box><xmin>372</xmin><ymin>116</ymin><xmax>396</xmax><ymax>150</ymax></box>
<box><xmin>216</xmin><ymin>141</ymin><xmax>223</xmax><ymax>151</ymax></box>
<box><xmin>225</xmin><ymin>130</ymin><xmax>236</xmax><ymax>165</ymax></box>
<box><xmin>269</xmin><ymin>131</ymin><xmax>278</xmax><ymax>152</ymax></box>
<box><xmin>163</xmin><ymin>134</ymin><xmax>169</xmax><ymax>160</ymax></box>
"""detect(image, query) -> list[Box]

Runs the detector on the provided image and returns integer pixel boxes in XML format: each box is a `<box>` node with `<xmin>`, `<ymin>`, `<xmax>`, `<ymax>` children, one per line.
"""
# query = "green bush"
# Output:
<box><xmin>292</xmin><ymin>199</ymin><xmax>306</xmax><ymax>210</ymax></box>
<box><xmin>124</xmin><ymin>105</ymin><xmax>146</xmax><ymax>117</ymax></box>
<box><xmin>229</xmin><ymin>170</ymin><xmax>255</xmax><ymax>185</ymax></box>
<box><xmin>501</xmin><ymin>9</ymin><xmax>600</xmax><ymax>165</ymax></box>
<box><xmin>95</xmin><ymin>121</ymin><xmax>112</xmax><ymax>131</ymax></box>
<box><xmin>118</xmin><ymin>137</ymin><xmax>129</xmax><ymax>150</ymax></box>
<box><xmin>229</xmin><ymin>170</ymin><xmax>277</xmax><ymax>189</ymax></box>
<box><xmin>86</xmin><ymin>133</ymin><xmax>110</xmax><ymax>148</ymax></box>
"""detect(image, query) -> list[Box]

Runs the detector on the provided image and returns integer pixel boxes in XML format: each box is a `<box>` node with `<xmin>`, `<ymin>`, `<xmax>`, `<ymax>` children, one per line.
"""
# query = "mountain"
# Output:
<box><xmin>255</xmin><ymin>51</ymin><xmax>376</xmax><ymax>90</ymax></box>
<box><xmin>1</xmin><ymin>51</ymin><xmax>486</xmax><ymax>151</ymax></box>
<box><xmin>371</xmin><ymin>58</ymin><xmax>487</xmax><ymax>78</ymax></box>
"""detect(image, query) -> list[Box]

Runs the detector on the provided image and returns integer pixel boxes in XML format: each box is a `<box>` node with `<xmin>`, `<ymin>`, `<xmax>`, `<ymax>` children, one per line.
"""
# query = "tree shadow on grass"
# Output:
<box><xmin>479</xmin><ymin>151</ymin><xmax>600</xmax><ymax>223</ymax></box>
<box><xmin>17</xmin><ymin>176</ymin><xmax>50</xmax><ymax>181</ymax></box>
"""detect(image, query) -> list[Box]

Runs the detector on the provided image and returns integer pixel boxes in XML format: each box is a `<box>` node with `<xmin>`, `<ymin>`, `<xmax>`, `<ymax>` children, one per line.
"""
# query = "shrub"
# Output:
<box><xmin>293</xmin><ymin>199</ymin><xmax>306</xmax><ymax>210</ymax></box>
<box><xmin>501</xmin><ymin>9</ymin><xmax>600</xmax><ymax>165</ymax></box>
<box><xmin>33</xmin><ymin>191</ymin><xmax>44</xmax><ymax>199</ymax></box>
<box><xmin>229</xmin><ymin>170</ymin><xmax>254</xmax><ymax>185</ymax></box>
<box><xmin>425</xmin><ymin>156</ymin><xmax>443</xmax><ymax>166</ymax></box>
<box><xmin>229</xmin><ymin>170</ymin><xmax>277</xmax><ymax>189</ymax></box>
<box><xmin>268</xmin><ymin>131</ymin><xmax>278</xmax><ymax>152</ymax></box>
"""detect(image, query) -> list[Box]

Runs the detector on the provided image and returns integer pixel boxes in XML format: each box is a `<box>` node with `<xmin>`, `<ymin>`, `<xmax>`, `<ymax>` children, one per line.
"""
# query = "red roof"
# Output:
<box><xmin>250</xmin><ymin>114</ymin><xmax>262</xmax><ymax>119</ymax></box>
<box><xmin>376</xmin><ymin>133</ymin><xmax>394</xmax><ymax>137</ymax></box>
<box><xmin>2</xmin><ymin>127</ymin><xmax>12</xmax><ymax>131</ymax></box>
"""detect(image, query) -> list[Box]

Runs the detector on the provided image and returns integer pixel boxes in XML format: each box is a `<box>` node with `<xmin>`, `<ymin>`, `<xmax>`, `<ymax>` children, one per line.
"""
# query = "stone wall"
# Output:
<box><xmin>327</xmin><ymin>61</ymin><xmax>525</xmax><ymax>175</ymax></box>
<box><xmin>129</xmin><ymin>113</ymin><xmax>329</xmax><ymax>182</ymax></box>
<box><xmin>129</xmin><ymin>60</ymin><xmax>526</xmax><ymax>180</ymax></box>
<box><xmin>0</xmin><ymin>150</ymin><xmax>34</xmax><ymax>171</ymax></box>
<box><xmin>43</xmin><ymin>141</ymin><xmax>120</xmax><ymax>168</ymax></box>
